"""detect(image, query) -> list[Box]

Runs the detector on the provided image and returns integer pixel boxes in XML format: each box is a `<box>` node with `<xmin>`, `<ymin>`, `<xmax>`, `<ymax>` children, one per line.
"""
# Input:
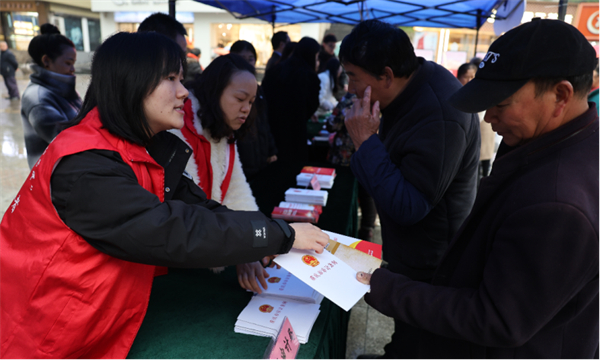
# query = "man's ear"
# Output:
<box><xmin>552</xmin><ymin>80</ymin><xmax>574</xmax><ymax>118</ymax></box>
<box><xmin>382</xmin><ymin>66</ymin><xmax>395</xmax><ymax>89</ymax></box>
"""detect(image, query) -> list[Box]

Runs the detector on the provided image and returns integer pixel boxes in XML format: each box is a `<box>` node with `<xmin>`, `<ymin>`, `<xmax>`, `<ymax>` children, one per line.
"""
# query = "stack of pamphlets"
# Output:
<box><xmin>254</xmin><ymin>267</ymin><xmax>324</xmax><ymax>304</ymax></box>
<box><xmin>278</xmin><ymin>201</ymin><xmax>323</xmax><ymax>215</ymax></box>
<box><xmin>284</xmin><ymin>188</ymin><xmax>328</xmax><ymax>206</ymax></box>
<box><xmin>271</xmin><ymin>207</ymin><xmax>319</xmax><ymax>223</ymax></box>
<box><xmin>234</xmin><ymin>296</ymin><xmax>321</xmax><ymax>344</ymax></box>
<box><xmin>296</xmin><ymin>166</ymin><xmax>336</xmax><ymax>189</ymax></box>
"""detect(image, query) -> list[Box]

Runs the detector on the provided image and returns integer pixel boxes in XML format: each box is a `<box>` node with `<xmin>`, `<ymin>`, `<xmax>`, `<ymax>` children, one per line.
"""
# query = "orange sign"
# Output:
<box><xmin>267</xmin><ymin>277</ymin><xmax>281</xmax><ymax>283</ymax></box>
<box><xmin>574</xmin><ymin>3</ymin><xmax>599</xmax><ymax>41</ymax></box>
<box><xmin>302</xmin><ymin>255</ymin><xmax>320</xmax><ymax>267</ymax></box>
<box><xmin>259</xmin><ymin>304</ymin><xmax>274</xmax><ymax>313</ymax></box>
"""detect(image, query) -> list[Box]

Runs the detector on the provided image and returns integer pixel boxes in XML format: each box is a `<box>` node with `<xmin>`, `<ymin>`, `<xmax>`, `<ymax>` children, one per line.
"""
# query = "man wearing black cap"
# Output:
<box><xmin>356</xmin><ymin>19</ymin><xmax>599</xmax><ymax>358</ymax></box>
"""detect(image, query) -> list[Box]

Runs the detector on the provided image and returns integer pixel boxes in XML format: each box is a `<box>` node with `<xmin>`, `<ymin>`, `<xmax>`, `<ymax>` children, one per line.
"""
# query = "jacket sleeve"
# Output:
<box><xmin>351</xmin><ymin>134</ymin><xmax>432</xmax><ymax>225</ymax></box>
<box><xmin>222</xmin><ymin>145</ymin><xmax>259</xmax><ymax>211</ymax></box>
<box><xmin>26</xmin><ymin>100</ymin><xmax>70</xmax><ymax>143</ymax></box>
<box><xmin>50</xmin><ymin>150</ymin><xmax>295</xmax><ymax>268</ymax></box>
<box><xmin>364</xmin><ymin>203</ymin><xmax>599</xmax><ymax>347</ymax></box>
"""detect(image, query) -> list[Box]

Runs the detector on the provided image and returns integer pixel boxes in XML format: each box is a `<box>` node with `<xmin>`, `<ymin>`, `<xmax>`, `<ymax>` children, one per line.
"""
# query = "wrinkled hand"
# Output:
<box><xmin>344</xmin><ymin>86</ymin><xmax>380</xmax><ymax>150</ymax></box>
<box><xmin>289</xmin><ymin>223</ymin><xmax>329</xmax><ymax>254</ymax></box>
<box><xmin>356</xmin><ymin>271</ymin><xmax>372</xmax><ymax>285</ymax></box>
<box><xmin>237</xmin><ymin>261</ymin><xmax>269</xmax><ymax>294</ymax></box>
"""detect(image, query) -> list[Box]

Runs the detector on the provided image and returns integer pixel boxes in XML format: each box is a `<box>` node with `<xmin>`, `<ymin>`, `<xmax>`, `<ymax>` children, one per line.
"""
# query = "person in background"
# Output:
<box><xmin>340</xmin><ymin>19</ymin><xmax>480</xmax><ymax>358</ymax></box>
<box><xmin>0</xmin><ymin>41</ymin><xmax>20</xmax><ymax>100</ymax></box>
<box><xmin>137</xmin><ymin>12</ymin><xmax>187</xmax><ymax>51</ymax></box>
<box><xmin>185</xmin><ymin>47</ymin><xmax>202</xmax><ymax>83</ymax></box>
<box><xmin>316</xmin><ymin>57</ymin><xmax>343</xmax><ymax>116</ymax></box>
<box><xmin>318</xmin><ymin>33</ymin><xmax>338</xmax><ymax>73</ymax></box>
<box><xmin>261</xmin><ymin>37</ymin><xmax>321</xmax><ymax>163</ymax></box>
<box><xmin>456</xmin><ymin>62</ymin><xmax>476</xmax><ymax>86</ymax></box>
<box><xmin>21</xmin><ymin>23</ymin><xmax>82</xmax><ymax>169</ymax></box>
<box><xmin>458</xmin><ymin>62</ymin><xmax>495</xmax><ymax>183</ymax></box>
<box><xmin>588</xmin><ymin>59</ymin><xmax>599</xmax><ymax>111</ymax></box>
<box><xmin>229</xmin><ymin>40</ymin><xmax>278</xmax><ymax>181</ymax></box>
<box><xmin>265</xmin><ymin>31</ymin><xmax>289</xmax><ymax>72</ymax></box>
<box><xmin>356</xmin><ymin>19</ymin><xmax>598</xmax><ymax>359</ymax></box>
<box><xmin>0</xmin><ymin>31</ymin><xmax>328</xmax><ymax>359</ymax></box>
<box><xmin>281</xmin><ymin>40</ymin><xmax>297</xmax><ymax>62</ymax></box>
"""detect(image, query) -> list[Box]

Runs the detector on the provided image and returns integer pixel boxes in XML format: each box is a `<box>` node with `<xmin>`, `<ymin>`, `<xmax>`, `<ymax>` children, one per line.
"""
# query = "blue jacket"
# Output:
<box><xmin>21</xmin><ymin>65</ymin><xmax>82</xmax><ymax>168</ymax></box>
<box><xmin>351</xmin><ymin>58</ymin><xmax>480</xmax><ymax>280</ymax></box>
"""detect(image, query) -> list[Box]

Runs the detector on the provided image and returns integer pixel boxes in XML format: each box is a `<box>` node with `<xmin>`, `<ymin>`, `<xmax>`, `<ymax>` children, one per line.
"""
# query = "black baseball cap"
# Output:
<box><xmin>449</xmin><ymin>19</ymin><xmax>597</xmax><ymax>113</ymax></box>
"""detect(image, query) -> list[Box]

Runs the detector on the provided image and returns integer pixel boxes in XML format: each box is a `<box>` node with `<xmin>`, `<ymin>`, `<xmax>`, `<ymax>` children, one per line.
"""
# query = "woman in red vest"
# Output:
<box><xmin>172</xmin><ymin>53</ymin><xmax>274</xmax><ymax>293</ymax></box>
<box><xmin>0</xmin><ymin>31</ymin><xmax>328</xmax><ymax>359</ymax></box>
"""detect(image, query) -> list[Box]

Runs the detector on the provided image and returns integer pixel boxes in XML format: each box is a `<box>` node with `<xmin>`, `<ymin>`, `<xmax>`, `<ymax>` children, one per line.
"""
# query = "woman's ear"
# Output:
<box><xmin>41</xmin><ymin>54</ymin><xmax>50</xmax><ymax>68</ymax></box>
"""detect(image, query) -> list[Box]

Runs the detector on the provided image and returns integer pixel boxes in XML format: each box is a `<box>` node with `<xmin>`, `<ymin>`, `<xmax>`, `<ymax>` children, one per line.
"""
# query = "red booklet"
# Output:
<box><xmin>271</xmin><ymin>207</ymin><xmax>319</xmax><ymax>224</ymax></box>
<box><xmin>300</xmin><ymin>166</ymin><xmax>336</xmax><ymax>177</ymax></box>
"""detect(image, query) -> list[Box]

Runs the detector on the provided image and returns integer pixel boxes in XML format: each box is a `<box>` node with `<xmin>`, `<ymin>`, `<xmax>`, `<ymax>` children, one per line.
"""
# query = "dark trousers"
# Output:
<box><xmin>3</xmin><ymin>75</ymin><xmax>19</xmax><ymax>99</ymax></box>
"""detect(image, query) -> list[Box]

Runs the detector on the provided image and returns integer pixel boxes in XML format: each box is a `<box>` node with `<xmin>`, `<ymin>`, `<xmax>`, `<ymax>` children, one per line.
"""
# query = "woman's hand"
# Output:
<box><xmin>236</xmin><ymin>261</ymin><xmax>269</xmax><ymax>294</ymax></box>
<box><xmin>356</xmin><ymin>271</ymin><xmax>372</xmax><ymax>285</ymax></box>
<box><xmin>289</xmin><ymin>223</ymin><xmax>329</xmax><ymax>254</ymax></box>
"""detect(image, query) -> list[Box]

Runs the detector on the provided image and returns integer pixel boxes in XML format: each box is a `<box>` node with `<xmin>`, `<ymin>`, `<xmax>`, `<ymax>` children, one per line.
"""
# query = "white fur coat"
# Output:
<box><xmin>170</xmin><ymin>92</ymin><xmax>258</xmax><ymax>211</ymax></box>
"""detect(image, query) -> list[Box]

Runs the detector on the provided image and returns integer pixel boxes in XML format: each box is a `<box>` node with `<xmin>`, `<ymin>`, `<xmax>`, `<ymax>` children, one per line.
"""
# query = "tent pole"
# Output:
<box><xmin>558</xmin><ymin>0</ymin><xmax>568</xmax><ymax>21</ymax></box>
<box><xmin>272</xmin><ymin>5</ymin><xmax>276</xmax><ymax>32</ymax></box>
<box><xmin>473</xmin><ymin>9</ymin><xmax>481</xmax><ymax>58</ymax></box>
<box><xmin>169</xmin><ymin>0</ymin><xmax>176</xmax><ymax>17</ymax></box>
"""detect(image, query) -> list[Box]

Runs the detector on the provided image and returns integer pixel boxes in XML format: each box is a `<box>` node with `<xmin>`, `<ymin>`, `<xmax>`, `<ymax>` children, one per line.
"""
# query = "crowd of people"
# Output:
<box><xmin>0</xmin><ymin>12</ymin><xmax>598</xmax><ymax>359</ymax></box>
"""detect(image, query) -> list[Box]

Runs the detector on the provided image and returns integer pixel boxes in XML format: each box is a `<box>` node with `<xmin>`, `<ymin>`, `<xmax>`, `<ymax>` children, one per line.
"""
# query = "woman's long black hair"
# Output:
<box><xmin>189</xmin><ymin>53</ymin><xmax>257</xmax><ymax>143</ymax></box>
<box><xmin>322</xmin><ymin>57</ymin><xmax>341</xmax><ymax>94</ymax></box>
<box><xmin>66</xmin><ymin>31</ymin><xmax>186</xmax><ymax>145</ymax></box>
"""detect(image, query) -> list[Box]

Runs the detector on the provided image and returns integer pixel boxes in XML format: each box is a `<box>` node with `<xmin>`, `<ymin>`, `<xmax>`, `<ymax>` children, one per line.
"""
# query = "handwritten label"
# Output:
<box><xmin>267</xmin><ymin>316</ymin><xmax>299</xmax><ymax>359</ymax></box>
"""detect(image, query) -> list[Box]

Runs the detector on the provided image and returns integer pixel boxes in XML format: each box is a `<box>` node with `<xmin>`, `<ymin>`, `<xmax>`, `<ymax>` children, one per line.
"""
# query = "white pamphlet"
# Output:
<box><xmin>274</xmin><ymin>248</ymin><xmax>370</xmax><ymax>311</ymax></box>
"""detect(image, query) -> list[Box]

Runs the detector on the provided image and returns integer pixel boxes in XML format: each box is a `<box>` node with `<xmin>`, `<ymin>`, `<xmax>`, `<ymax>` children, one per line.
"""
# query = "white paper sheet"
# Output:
<box><xmin>274</xmin><ymin>249</ymin><xmax>370</xmax><ymax>311</ymax></box>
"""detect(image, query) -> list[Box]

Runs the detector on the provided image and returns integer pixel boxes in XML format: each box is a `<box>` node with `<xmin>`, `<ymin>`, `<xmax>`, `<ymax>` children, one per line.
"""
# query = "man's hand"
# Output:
<box><xmin>356</xmin><ymin>271</ymin><xmax>372</xmax><ymax>285</ymax></box>
<box><xmin>344</xmin><ymin>86</ymin><xmax>381</xmax><ymax>150</ymax></box>
<box><xmin>289</xmin><ymin>223</ymin><xmax>329</xmax><ymax>254</ymax></box>
<box><xmin>237</xmin><ymin>261</ymin><xmax>270</xmax><ymax>294</ymax></box>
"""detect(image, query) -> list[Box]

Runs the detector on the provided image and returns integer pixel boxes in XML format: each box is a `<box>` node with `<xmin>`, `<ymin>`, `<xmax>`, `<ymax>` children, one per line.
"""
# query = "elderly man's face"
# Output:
<box><xmin>484</xmin><ymin>81</ymin><xmax>555</xmax><ymax>147</ymax></box>
<box><xmin>0</xmin><ymin>42</ymin><xmax>7</xmax><ymax>51</ymax></box>
<box><xmin>343</xmin><ymin>62</ymin><xmax>388</xmax><ymax>107</ymax></box>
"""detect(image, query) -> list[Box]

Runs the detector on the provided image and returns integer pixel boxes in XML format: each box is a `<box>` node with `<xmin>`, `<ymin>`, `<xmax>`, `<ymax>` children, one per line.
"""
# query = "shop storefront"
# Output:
<box><xmin>411</xmin><ymin>1</ymin><xmax>584</xmax><ymax>75</ymax></box>
<box><xmin>91</xmin><ymin>0</ymin><xmax>325</xmax><ymax>70</ymax></box>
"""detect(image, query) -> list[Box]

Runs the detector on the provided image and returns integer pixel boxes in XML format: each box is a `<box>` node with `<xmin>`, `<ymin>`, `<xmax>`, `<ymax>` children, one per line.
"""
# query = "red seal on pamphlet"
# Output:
<box><xmin>302</xmin><ymin>255</ymin><xmax>319</xmax><ymax>267</ymax></box>
<box><xmin>268</xmin><ymin>277</ymin><xmax>281</xmax><ymax>283</ymax></box>
<box><xmin>259</xmin><ymin>304</ymin><xmax>274</xmax><ymax>313</ymax></box>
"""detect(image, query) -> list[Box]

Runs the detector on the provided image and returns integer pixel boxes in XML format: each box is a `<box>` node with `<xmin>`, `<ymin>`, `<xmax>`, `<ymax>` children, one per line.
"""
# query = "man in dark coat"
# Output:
<box><xmin>0</xmin><ymin>41</ymin><xmax>20</xmax><ymax>100</ymax></box>
<box><xmin>340</xmin><ymin>20</ymin><xmax>480</xmax><ymax>358</ymax></box>
<box><xmin>357</xmin><ymin>19</ymin><xmax>599</xmax><ymax>359</ymax></box>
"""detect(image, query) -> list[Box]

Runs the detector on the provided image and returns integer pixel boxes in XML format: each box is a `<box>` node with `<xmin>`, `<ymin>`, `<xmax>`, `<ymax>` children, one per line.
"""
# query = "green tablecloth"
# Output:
<box><xmin>128</xmin><ymin>162</ymin><xmax>358</xmax><ymax>359</ymax></box>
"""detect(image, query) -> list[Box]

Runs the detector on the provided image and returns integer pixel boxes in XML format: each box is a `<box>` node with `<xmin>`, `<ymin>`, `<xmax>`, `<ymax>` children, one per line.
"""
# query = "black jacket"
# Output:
<box><xmin>237</xmin><ymin>86</ymin><xmax>278</xmax><ymax>180</ymax></box>
<box><xmin>0</xmin><ymin>48</ymin><xmax>18</xmax><ymax>77</ymax></box>
<box><xmin>366</xmin><ymin>106</ymin><xmax>599</xmax><ymax>358</ymax></box>
<box><xmin>50</xmin><ymin>131</ymin><xmax>295</xmax><ymax>268</ymax></box>
<box><xmin>261</xmin><ymin>57</ymin><xmax>320</xmax><ymax>162</ymax></box>
<box><xmin>351</xmin><ymin>58</ymin><xmax>480</xmax><ymax>280</ymax></box>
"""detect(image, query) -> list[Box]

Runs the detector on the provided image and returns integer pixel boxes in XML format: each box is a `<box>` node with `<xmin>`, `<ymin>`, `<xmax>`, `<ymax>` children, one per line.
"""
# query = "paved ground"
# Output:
<box><xmin>0</xmin><ymin>72</ymin><xmax>394</xmax><ymax>358</ymax></box>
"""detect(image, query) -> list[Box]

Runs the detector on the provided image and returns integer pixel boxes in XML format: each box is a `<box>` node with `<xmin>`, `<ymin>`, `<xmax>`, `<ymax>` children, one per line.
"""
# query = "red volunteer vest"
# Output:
<box><xmin>180</xmin><ymin>98</ymin><xmax>235</xmax><ymax>200</ymax></box>
<box><xmin>1</xmin><ymin>108</ymin><xmax>166</xmax><ymax>358</ymax></box>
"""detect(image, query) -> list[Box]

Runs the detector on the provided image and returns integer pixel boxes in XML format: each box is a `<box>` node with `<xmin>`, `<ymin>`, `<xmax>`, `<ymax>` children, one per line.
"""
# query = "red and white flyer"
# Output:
<box><xmin>273</xmin><ymin>249</ymin><xmax>370</xmax><ymax>312</ymax></box>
